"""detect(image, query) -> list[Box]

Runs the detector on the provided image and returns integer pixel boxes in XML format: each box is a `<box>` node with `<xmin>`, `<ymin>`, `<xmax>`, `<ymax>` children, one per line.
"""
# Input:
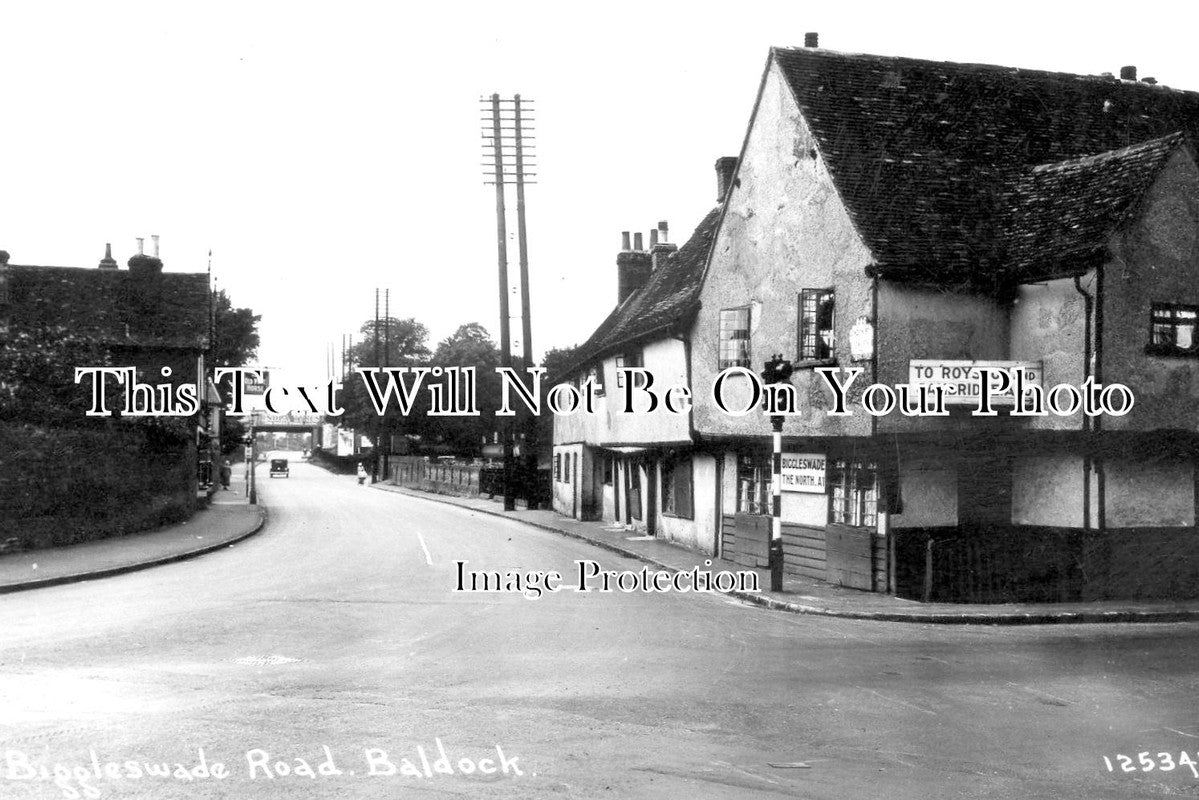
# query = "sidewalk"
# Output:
<box><xmin>0</xmin><ymin>472</ymin><xmax>266</xmax><ymax>594</ymax></box>
<box><xmin>373</xmin><ymin>482</ymin><xmax>1199</xmax><ymax>625</ymax></box>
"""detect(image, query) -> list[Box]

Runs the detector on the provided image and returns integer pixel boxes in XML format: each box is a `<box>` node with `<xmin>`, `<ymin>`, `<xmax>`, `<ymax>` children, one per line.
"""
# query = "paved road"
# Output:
<box><xmin>2</xmin><ymin>462</ymin><xmax>1198</xmax><ymax>799</ymax></box>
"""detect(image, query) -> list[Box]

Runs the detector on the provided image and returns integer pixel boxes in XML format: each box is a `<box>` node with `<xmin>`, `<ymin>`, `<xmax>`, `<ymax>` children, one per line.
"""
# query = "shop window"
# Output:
<box><xmin>829</xmin><ymin>459</ymin><xmax>878</xmax><ymax>528</ymax></box>
<box><xmin>1148</xmin><ymin>302</ymin><xmax>1199</xmax><ymax>356</ymax></box>
<box><xmin>736</xmin><ymin>453</ymin><xmax>771</xmax><ymax>516</ymax></box>
<box><xmin>718</xmin><ymin>307</ymin><xmax>751</xmax><ymax>370</ymax></box>
<box><xmin>799</xmin><ymin>288</ymin><xmax>835</xmax><ymax>361</ymax></box>
<box><xmin>661</xmin><ymin>455</ymin><xmax>693</xmax><ymax>518</ymax></box>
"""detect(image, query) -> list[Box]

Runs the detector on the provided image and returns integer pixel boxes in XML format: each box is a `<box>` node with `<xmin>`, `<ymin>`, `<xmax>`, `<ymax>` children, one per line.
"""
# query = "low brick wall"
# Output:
<box><xmin>0</xmin><ymin>421</ymin><xmax>196</xmax><ymax>551</ymax></box>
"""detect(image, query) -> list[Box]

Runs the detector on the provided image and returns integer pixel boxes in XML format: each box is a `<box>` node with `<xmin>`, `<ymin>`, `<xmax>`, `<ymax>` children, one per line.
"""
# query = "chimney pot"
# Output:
<box><xmin>633</xmin><ymin>232</ymin><xmax>643</xmax><ymax>251</ymax></box>
<box><xmin>658</xmin><ymin>220</ymin><xmax>669</xmax><ymax>242</ymax></box>
<box><xmin>0</xmin><ymin>250</ymin><xmax>9</xmax><ymax>265</ymax></box>
<box><xmin>621</xmin><ymin>231</ymin><xmax>631</xmax><ymax>251</ymax></box>
<box><xmin>98</xmin><ymin>242</ymin><xmax>118</xmax><ymax>270</ymax></box>
<box><xmin>1120</xmin><ymin>65</ymin><xmax>1137</xmax><ymax>81</ymax></box>
<box><xmin>804</xmin><ymin>32</ymin><xmax>819</xmax><ymax>48</ymax></box>
<box><xmin>151</xmin><ymin>234</ymin><xmax>159</xmax><ymax>258</ymax></box>
<box><xmin>136</xmin><ymin>237</ymin><xmax>144</xmax><ymax>256</ymax></box>
<box><xmin>715</xmin><ymin>156</ymin><xmax>739</xmax><ymax>202</ymax></box>
<box><xmin>650</xmin><ymin>229</ymin><xmax>659</xmax><ymax>248</ymax></box>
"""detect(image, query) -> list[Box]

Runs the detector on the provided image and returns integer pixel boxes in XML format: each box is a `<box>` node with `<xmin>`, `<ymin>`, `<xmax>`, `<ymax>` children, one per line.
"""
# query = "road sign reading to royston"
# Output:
<box><xmin>908</xmin><ymin>360</ymin><xmax>1043</xmax><ymax>407</ymax></box>
<box><xmin>781</xmin><ymin>453</ymin><xmax>826</xmax><ymax>493</ymax></box>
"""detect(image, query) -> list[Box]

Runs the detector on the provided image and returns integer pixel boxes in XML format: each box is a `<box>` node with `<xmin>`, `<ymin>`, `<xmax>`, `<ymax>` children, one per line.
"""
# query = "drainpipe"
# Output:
<box><xmin>1094</xmin><ymin>265</ymin><xmax>1106</xmax><ymax>537</ymax></box>
<box><xmin>1073</xmin><ymin>275</ymin><xmax>1092</xmax><ymax>533</ymax></box>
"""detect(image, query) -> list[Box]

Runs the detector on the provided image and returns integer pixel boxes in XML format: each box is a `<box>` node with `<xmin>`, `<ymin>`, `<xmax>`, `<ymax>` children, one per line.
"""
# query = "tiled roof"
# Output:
<box><xmin>7</xmin><ymin>264</ymin><xmax>210</xmax><ymax>350</ymax></box>
<box><xmin>559</xmin><ymin>206</ymin><xmax>722</xmax><ymax>378</ymax></box>
<box><xmin>773</xmin><ymin>47</ymin><xmax>1199</xmax><ymax>287</ymax></box>
<box><xmin>1000</xmin><ymin>133</ymin><xmax>1184</xmax><ymax>281</ymax></box>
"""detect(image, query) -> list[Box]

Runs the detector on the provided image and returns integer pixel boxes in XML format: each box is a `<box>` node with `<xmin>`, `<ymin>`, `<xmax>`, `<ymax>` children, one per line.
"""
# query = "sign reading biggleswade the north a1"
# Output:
<box><xmin>781</xmin><ymin>453</ymin><xmax>826</xmax><ymax>493</ymax></box>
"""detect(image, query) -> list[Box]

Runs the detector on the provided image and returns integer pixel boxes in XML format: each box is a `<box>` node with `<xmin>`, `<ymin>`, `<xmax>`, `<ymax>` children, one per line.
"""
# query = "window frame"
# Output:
<box><xmin>1147</xmin><ymin>301</ymin><xmax>1199</xmax><ymax>357</ymax></box>
<box><xmin>615</xmin><ymin>348</ymin><xmax>644</xmax><ymax>388</ymax></box>
<box><xmin>798</xmin><ymin>288</ymin><xmax>836</xmax><ymax>364</ymax></box>
<box><xmin>718</xmin><ymin>306</ymin><xmax>752</xmax><ymax>371</ymax></box>
<box><xmin>735</xmin><ymin>452</ymin><xmax>772</xmax><ymax>516</ymax></box>
<box><xmin>829</xmin><ymin>459</ymin><xmax>878</xmax><ymax>528</ymax></box>
<box><xmin>660</xmin><ymin>454</ymin><xmax>694</xmax><ymax>519</ymax></box>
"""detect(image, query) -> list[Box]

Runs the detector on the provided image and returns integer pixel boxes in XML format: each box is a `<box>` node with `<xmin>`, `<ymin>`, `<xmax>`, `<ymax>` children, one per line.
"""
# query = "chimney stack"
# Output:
<box><xmin>1120</xmin><ymin>65</ymin><xmax>1137</xmax><ymax>81</ymax></box>
<box><xmin>98</xmin><ymin>243</ymin><xmax>118</xmax><ymax>270</ymax></box>
<box><xmin>651</xmin><ymin>221</ymin><xmax>678</xmax><ymax>271</ymax></box>
<box><xmin>715</xmin><ymin>156</ymin><xmax>739</xmax><ymax>202</ymax></box>
<box><xmin>128</xmin><ymin>236</ymin><xmax>164</xmax><ymax>279</ymax></box>
<box><xmin>616</xmin><ymin>230</ymin><xmax>652</xmax><ymax>305</ymax></box>
<box><xmin>804</xmin><ymin>32</ymin><xmax>819</xmax><ymax>48</ymax></box>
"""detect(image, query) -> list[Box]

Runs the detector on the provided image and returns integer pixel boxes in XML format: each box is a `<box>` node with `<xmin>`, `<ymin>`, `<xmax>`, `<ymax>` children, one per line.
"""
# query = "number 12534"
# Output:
<box><xmin>1104</xmin><ymin>752</ymin><xmax>1199</xmax><ymax>777</ymax></box>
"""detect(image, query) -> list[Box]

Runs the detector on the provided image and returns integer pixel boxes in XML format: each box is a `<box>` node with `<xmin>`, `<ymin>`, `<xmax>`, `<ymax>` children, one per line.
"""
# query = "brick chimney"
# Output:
<box><xmin>617</xmin><ymin>231</ymin><xmax>652</xmax><ymax>305</ymax></box>
<box><xmin>651</xmin><ymin>220</ymin><xmax>677</xmax><ymax>270</ymax></box>
<box><xmin>1120</xmin><ymin>65</ymin><xmax>1137</xmax><ymax>81</ymax></box>
<box><xmin>98</xmin><ymin>243</ymin><xmax>118</xmax><ymax>270</ymax></box>
<box><xmin>804</xmin><ymin>32</ymin><xmax>819</xmax><ymax>48</ymax></box>
<box><xmin>127</xmin><ymin>236</ymin><xmax>163</xmax><ymax>279</ymax></box>
<box><xmin>715</xmin><ymin>156</ymin><xmax>739</xmax><ymax>202</ymax></box>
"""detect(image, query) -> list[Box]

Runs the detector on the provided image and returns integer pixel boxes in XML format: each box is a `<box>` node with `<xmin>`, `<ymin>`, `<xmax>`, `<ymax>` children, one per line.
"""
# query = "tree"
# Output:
<box><xmin>211</xmin><ymin>290</ymin><xmax>261</xmax><ymax>369</ymax></box>
<box><xmin>210</xmin><ymin>290</ymin><xmax>261</xmax><ymax>455</ymax></box>
<box><xmin>337</xmin><ymin>317</ymin><xmax>433</xmax><ymax>441</ymax></box>
<box><xmin>541</xmin><ymin>344</ymin><xmax>581</xmax><ymax>384</ymax></box>
<box><xmin>429</xmin><ymin>323</ymin><xmax>502</xmax><ymax>455</ymax></box>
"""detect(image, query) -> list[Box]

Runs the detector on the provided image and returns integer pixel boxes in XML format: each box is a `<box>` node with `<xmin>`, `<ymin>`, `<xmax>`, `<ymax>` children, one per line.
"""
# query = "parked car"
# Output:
<box><xmin>269</xmin><ymin>458</ymin><xmax>290</xmax><ymax>478</ymax></box>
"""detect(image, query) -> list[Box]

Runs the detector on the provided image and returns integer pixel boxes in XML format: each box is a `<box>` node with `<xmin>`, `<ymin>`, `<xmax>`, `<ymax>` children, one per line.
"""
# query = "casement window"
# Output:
<box><xmin>799</xmin><ymin>288</ymin><xmax>835</xmax><ymax>361</ymax></box>
<box><xmin>615</xmin><ymin>348</ymin><xmax>644</xmax><ymax>388</ymax></box>
<box><xmin>718</xmin><ymin>307</ymin><xmax>751</xmax><ymax>370</ymax></box>
<box><xmin>736</xmin><ymin>453</ymin><xmax>772</xmax><ymax>516</ymax></box>
<box><xmin>829</xmin><ymin>459</ymin><xmax>878</xmax><ymax>528</ymax></box>
<box><xmin>1148</xmin><ymin>302</ymin><xmax>1199</xmax><ymax>356</ymax></box>
<box><xmin>661</xmin><ymin>455</ymin><xmax>693</xmax><ymax>518</ymax></box>
<box><xmin>587</xmin><ymin>364</ymin><xmax>604</xmax><ymax>396</ymax></box>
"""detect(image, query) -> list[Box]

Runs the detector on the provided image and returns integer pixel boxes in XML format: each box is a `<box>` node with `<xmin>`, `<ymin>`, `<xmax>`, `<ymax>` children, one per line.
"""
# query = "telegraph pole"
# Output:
<box><xmin>483</xmin><ymin>93</ymin><xmax>537</xmax><ymax>511</ymax></box>
<box><xmin>482</xmin><ymin>93</ymin><xmax>536</xmax><ymax>511</ymax></box>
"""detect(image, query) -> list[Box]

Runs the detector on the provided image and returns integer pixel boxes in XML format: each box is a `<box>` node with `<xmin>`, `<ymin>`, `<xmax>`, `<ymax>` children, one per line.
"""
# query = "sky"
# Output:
<box><xmin>4</xmin><ymin>0</ymin><xmax>1199</xmax><ymax>388</ymax></box>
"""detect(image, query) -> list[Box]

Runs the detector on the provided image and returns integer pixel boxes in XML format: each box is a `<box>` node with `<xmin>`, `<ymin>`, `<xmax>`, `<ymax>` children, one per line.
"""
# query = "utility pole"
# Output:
<box><xmin>762</xmin><ymin>354</ymin><xmax>793</xmax><ymax>592</ymax></box>
<box><xmin>482</xmin><ymin>93</ymin><xmax>537</xmax><ymax>512</ymax></box>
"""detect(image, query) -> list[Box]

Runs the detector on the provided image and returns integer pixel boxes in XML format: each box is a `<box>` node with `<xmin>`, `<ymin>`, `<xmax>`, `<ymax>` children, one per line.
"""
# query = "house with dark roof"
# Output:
<box><xmin>691</xmin><ymin>40</ymin><xmax>1199</xmax><ymax>602</ymax></box>
<box><xmin>551</xmin><ymin>171</ymin><xmax>726</xmax><ymax>551</ymax></box>
<box><xmin>557</xmin><ymin>37</ymin><xmax>1199</xmax><ymax>603</ymax></box>
<box><xmin>0</xmin><ymin>242</ymin><xmax>216</xmax><ymax>482</ymax></box>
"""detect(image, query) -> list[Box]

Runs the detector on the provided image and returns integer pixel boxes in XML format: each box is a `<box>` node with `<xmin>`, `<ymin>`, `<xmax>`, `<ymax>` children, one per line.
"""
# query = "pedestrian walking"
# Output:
<box><xmin>219</xmin><ymin>459</ymin><xmax>232</xmax><ymax>490</ymax></box>
<box><xmin>357</xmin><ymin>463</ymin><xmax>367</xmax><ymax>485</ymax></box>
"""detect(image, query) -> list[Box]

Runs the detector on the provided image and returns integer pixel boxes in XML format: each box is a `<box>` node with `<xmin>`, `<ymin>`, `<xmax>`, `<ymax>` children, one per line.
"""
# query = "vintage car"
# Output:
<box><xmin>269</xmin><ymin>458</ymin><xmax>290</xmax><ymax>478</ymax></box>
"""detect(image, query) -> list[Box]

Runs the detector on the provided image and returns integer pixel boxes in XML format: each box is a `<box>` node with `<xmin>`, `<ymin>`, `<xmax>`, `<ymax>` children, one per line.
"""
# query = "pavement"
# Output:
<box><xmin>369</xmin><ymin>481</ymin><xmax>1199</xmax><ymax>625</ymax></box>
<box><xmin>0</xmin><ymin>469</ymin><xmax>265</xmax><ymax>594</ymax></box>
<box><xmin>4</xmin><ymin>465</ymin><xmax>1198</xmax><ymax>624</ymax></box>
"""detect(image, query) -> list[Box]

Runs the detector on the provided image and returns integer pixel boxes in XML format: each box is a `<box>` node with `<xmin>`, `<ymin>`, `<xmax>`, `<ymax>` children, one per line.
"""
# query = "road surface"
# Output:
<box><xmin>2</xmin><ymin>461</ymin><xmax>1198</xmax><ymax>799</ymax></box>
